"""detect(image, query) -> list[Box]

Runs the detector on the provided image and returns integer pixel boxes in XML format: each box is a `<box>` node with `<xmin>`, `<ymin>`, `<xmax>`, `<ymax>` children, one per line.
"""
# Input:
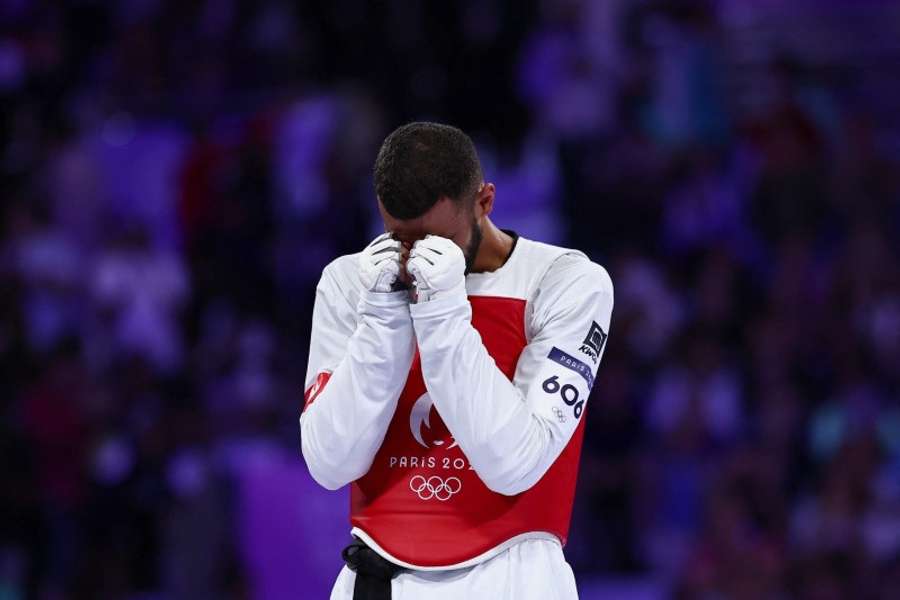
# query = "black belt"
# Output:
<box><xmin>341</xmin><ymin>537</ymin><xmax>403</xmax><ymax>600</ymax></box>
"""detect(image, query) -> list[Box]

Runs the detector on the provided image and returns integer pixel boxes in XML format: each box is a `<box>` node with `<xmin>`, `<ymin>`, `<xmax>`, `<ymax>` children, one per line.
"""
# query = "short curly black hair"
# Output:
<box><xmin>374</xmin><ymin>122</ymin><xmax>483</xmax><ymax>220</ymax></box>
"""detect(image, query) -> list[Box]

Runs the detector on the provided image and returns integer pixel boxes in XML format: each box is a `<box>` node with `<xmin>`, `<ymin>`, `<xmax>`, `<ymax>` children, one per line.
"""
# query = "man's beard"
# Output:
<box><xmin>463</xmin><ymin>219</ymin><xmax>483</xmax><ymax>275</ymax></box>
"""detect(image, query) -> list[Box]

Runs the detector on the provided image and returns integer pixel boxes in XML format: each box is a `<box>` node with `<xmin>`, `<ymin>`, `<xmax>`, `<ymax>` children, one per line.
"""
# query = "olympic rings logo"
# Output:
<box><xmin>408</xmin><ymin>475</ymin><xmax>462</xmax><ymax>501</ymax></box>
<box><xmin>551</xmin><ymin>406</ymin><xmax>567</xmax><ymax>423</ymax></box>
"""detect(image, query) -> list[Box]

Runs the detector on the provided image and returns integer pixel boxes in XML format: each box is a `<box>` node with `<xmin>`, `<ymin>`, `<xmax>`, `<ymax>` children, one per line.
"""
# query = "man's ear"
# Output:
<box><xmin>474</xmin><ymin>183</ymin><xmax>495</xmax><ymax>219</ymax></box>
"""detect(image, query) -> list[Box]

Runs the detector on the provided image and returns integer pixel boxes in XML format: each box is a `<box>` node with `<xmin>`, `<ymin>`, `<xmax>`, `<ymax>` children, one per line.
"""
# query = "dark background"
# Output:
<box><xmin>1</xmin><ymin>0</ymin><xmax>899</xmax><ymax>598</ymax></box>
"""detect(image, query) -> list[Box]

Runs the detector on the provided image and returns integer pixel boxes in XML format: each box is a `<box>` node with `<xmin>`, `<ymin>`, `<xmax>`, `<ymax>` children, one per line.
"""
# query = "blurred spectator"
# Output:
<box><xmin>89</xmin><ymin>225</ymin><xmax>189</xmax><ymax>373</ymax></box>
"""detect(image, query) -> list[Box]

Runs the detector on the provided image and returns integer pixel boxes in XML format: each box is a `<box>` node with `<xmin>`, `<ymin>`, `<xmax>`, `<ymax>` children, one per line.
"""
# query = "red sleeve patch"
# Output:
<box><xmin>302</xmin><ymin>371</ymin><xmax>332</xmax><ymax>412</ymax></box>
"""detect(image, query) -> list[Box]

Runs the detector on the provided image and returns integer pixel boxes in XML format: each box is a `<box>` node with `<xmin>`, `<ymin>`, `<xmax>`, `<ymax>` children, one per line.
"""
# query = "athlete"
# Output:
<box><xmin>300</xmin><ymin>122</ymin><xmax>614</xmax><ymax>599</ymax></box>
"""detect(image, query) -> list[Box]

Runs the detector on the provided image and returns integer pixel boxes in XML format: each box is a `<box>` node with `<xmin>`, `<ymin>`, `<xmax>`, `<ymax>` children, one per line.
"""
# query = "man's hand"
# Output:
<box><xmin>407</xmin><ymin>235</ymin><xmax>466</xmax><ymax>302</ymax></box>
<box><xmin>359</xmin><ymin>233</ymin><xmax>406</xmax><ymax>293</ymax></box>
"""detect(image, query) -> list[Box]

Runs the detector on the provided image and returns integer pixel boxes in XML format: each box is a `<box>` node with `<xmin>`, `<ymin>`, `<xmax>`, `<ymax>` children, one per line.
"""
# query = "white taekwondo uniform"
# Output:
<box><xmin>300</xmin><ymin>234</ymin><xmax>613</xmax><ymax>598</ymax></box>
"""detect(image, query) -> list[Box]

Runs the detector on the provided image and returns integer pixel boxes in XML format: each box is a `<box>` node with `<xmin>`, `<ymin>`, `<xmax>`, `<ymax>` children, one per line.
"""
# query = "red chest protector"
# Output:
<box><xmin>350</xmin><ymin>296</ymin><xmax>587</xmax><ymax>567</ymax></box>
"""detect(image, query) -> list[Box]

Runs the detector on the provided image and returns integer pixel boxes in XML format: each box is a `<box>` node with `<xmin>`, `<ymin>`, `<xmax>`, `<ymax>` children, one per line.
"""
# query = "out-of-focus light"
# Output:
<box><xmin>102</xmin><ymin>111</ymin><xmax>136</xmax><ymax>147</ymax></box>
<box><xmin>0</xmin><ymin>40</ymin><xmax>24</xmax><ymax>91</ymax></box>
<box><xmin>167</xmin><ymin>450</ymin><xmax>210</xmax><ymax>499</ymax></box>
<box><xmin>91</xmin><ymin>436</ymin><xmax>136</xmax><ymax>486</ymax></box>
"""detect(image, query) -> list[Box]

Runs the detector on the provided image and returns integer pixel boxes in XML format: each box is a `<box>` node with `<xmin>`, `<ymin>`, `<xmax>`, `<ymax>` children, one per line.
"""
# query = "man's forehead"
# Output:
<box><xmin>378</xmin><ymin>197</ymin><xmax>464</xmax><ymax>240</ymax></box>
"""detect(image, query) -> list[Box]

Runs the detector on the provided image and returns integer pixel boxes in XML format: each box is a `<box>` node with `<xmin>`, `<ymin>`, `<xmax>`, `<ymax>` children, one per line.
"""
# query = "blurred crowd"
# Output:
<box><xmin>1</xmin><ymin>1</ymin><xmax>899</xmax><ymax>599</ymax></box>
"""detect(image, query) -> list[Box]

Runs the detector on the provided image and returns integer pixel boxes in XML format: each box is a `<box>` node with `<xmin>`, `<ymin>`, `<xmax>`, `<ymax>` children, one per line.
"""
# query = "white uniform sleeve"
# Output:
<box><xmin>410</xmin><ymin>254</ymin><xmax>613</xmax><ymax>495</ymax></box>
<box><xmin>300</xmin><ymin>262</ymin><xmax>415</xmax><ymax>490</ymax></box>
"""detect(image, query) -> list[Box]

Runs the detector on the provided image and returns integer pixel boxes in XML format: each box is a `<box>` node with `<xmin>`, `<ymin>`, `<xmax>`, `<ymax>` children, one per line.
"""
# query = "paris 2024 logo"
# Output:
<box><xmin>400</xmin><ymin>393</ymin><xmax>468</xmax><ymax>501</ymax></box>
<box><xmin>409</xmin><ymin>392</ymin><xmax>458</xmax><ymax>449</ymax></box>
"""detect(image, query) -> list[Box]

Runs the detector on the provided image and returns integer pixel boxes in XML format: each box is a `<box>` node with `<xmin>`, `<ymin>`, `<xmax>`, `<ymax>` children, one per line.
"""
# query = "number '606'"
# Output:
<box><xmin>542</xmin><ymin>376</ymin><xmax>584</xmax><ymax>419</ymax></box>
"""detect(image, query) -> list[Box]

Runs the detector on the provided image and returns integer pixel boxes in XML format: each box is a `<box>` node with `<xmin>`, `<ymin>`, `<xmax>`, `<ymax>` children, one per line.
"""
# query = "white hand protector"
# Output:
<box><xmin>407</xmin><ymin>235</ymin><xmax>466</xmax><ymax>302</ymax></box>
<box><xmin>359</xmin><ymin>233</ymin><xmax>403</xmax><ymax>293</ymax></box>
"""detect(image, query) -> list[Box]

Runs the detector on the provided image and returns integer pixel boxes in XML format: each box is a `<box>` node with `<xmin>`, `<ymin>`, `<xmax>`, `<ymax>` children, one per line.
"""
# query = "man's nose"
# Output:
<box><xmin>390</xmin><ymin>233</ymin><xmax>421</xmax><ymax>249</ymax></box>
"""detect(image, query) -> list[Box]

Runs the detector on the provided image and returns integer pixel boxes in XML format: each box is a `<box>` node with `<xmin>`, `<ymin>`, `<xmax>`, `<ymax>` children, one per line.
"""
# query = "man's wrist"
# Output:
<box><xmin>409</xmin><ymin>282</ymin><xmax>468</xmax><ymax>318</ymax></box>
<box><xmin>359</xmin><ymin>288</ymin><xmax>411</xmax><ymax>310</ymax></box>
<box><xmin>413</xmin><ymin>278</ymin><xmax>466</xmax><ymax>304</ymax></box>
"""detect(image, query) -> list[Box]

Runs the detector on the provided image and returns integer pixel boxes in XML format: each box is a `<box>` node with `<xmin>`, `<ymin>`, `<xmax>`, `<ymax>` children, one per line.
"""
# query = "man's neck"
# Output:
<box><xmin>470</xmin><ymin>218</ymin><xmax>515</xmax><ymax>273</ymax></box>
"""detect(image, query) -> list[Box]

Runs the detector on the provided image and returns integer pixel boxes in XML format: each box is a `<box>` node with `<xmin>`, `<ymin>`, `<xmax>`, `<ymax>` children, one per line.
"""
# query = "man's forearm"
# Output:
<box><xmin>410</xmin><ymin>290</ymin><xmax>557</xmax><ymax>496</ymax></box>
<box><xmin>302</xmin><ymin>290</ymin><xmax>414</xmax><ymax>489</ymax></box>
